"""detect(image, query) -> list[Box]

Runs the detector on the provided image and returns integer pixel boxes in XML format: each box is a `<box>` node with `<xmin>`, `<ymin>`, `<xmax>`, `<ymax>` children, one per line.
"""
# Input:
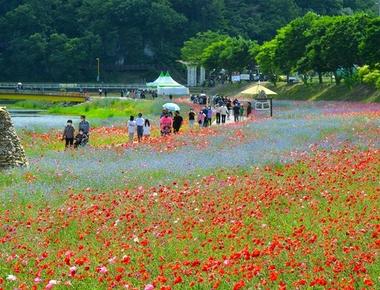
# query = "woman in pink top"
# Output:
<box><xmin>198</xmin><ymin>111</ymin><xmax>205</xmax><ymax>128</ymax></box>
<box><xmin>160</xmin><ymin>113</ymin><xmax>173</xmax><ymax>136</ymax></box>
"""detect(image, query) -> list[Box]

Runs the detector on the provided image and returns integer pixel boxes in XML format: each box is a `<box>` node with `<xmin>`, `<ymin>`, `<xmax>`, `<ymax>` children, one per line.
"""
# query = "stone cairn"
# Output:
<box><xmin>0</xmin><ymin>107</ymin><xmax>28</xmax><ymax>169</ymax></box>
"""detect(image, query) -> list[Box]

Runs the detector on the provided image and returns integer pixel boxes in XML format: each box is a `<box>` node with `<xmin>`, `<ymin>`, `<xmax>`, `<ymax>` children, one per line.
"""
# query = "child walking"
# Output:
<box><xmin>143</xmin><ymin>119</ymin><xmax>151</xmax><ymax>139</ymax></box>
<box><xmin>127</xmin><ymin>116</ymin><xmax>136</xmax><ymax>143</ymax></box>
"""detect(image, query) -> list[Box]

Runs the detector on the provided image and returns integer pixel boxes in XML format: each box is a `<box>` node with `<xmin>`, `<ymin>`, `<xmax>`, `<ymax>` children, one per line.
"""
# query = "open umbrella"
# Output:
<box><xmin>163</xmin><ymin>103</ymin><xmax>181</xmax><ymax>112</ymax></box>
<box><xmin>240</xmin><ymin>84</ymin><xmax>277</xmax><ymax>97</ymax></box>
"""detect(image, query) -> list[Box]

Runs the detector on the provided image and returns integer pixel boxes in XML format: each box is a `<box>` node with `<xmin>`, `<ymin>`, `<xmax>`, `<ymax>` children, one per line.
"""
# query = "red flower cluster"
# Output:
<box><xmin>0</xmin><ymin>147</ymin><xmax>379</xmax><ymax>289</ymax></box>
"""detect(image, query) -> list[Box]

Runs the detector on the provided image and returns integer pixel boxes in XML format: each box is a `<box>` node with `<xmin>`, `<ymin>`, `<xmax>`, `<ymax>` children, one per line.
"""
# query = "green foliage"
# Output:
<box><xmin>200</xmin><ymin>36</ymin><xmax>257</xmax><ymax>73</ymax></box>
<box><xmin>181</xmin><ymin>31</ymin><xmax>228</xmax><ymax>64</ymax></box>
<box><xmin>359</xmin><ymin>64</ymin><xmax>380</xmax><ymax>89</ymax></box>
<box><xmin>261</xmin><ymin>14</ymin><xmax>379</xmax><ymax>85</ymax></box>
<box><xmin>0</xmin><ymin>0</ymin><xmax>378</xmax><ymax>81</ymax></box>
<box><xmin>274</xmin><ymin>12</ymin><xmax>319</xmax><ymax>77</ymax></box>
<box><xmin>46</xmin><ymin>98</ymin><xmax>168</xmax><ymax>119</ymax></box>
<box><xmin>360</xmin><ymin>18</ymin><xmax>380</xmax><ymax>65</ymax></box>
<box><xmin>256</xmin><ymin>39</ymin><xmax>280</xmax><ymax>85</ymax></box>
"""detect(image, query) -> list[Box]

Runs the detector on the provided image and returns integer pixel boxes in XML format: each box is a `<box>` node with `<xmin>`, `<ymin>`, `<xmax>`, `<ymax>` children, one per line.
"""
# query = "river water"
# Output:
<box><xmin>8</xmin><ymin>109</ymin><xmax>79</xmax><ymax>129</ymax></box>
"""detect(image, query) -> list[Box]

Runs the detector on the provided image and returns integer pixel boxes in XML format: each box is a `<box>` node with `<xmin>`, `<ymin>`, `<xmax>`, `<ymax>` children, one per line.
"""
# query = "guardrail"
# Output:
<box><xmin>0</xmin><ymin>82</ymin><xmax>148</xmax><ymax>91</ymax></box>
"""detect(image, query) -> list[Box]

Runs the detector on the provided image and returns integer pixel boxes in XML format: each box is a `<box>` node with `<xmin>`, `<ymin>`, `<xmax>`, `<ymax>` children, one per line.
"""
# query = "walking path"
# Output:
<box><xmin>212</xmin><ymin>115</ymin><xmax>246</xmax><ymax>126</ymax></box>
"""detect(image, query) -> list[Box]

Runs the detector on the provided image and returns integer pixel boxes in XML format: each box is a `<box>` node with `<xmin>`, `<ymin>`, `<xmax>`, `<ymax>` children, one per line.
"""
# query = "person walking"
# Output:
<box><xmin>226</xmin><ymin>100</ymin><xmax>232</xmax><ymax>120</ymax></box>
<box><xmin>143</xmin><ymin>119</ymin><xmax>151</xmax><ymax>139</ymax></box>
<box><xmin>215</xmin><ymin>105</ymin><xmax>221</xmax><ymax>125</ymax></box>
<box><xmin>220</xmin><ymin>104</ymin><xmax>228</xmax><ymax>124</ymax></box>
<box><xmin>173</xmin><ymin>111</ymin><xmax>183</xmax><ymax>133</ymax></box>
<box><xmin>202</xmin><ymin>107</ymin><xmax>209</xmax><ymax>127</ymax></box>
<box><xmin>233</xmin><ymin>103</ymin><xmax>240</xmax><ymax>122</ymax></box>
<box><xmin>198</xmin><ymin>111</ymin><xmax>205</xmax><ymax>128</ymax></box>
<box><xmin>127</xmin><ymin>116</ymin><xmax>136</xmax><ymax>143</ymax></box>
<box><xmin>207</xmin><ymin>106</ymin><xmax>213</xmax><ymax>126</ymax></box>
<box><xmin>136</xmin><ymin>113</ymin><xmax>145</xmax><ymax>142</ymax></box>
<box><xmin>62</xmin><ymin>120</ymin><xmax>75</xmax><ymax>149</ymax></box>
<box><xmin>247</xmin><ymin>102</ymin><xmax>252</xmax><ymax>117</ymax></box>
<box><xmin>240</xmin><ymin>105</ymin><xmax>244</xmax><ymax>120</ymax></box>
<box><xmin>79</xmin><ymin>115</ymin><xmax>90</xmax><ymax>141</ymax></box>
<box><xmin>188</xmin><ymin>109</ymin><xmax>196</xmax><ymax>128</ymax></box>
<box><xmin>160</xmin><ymin>113</ymin><xmax>173</xmax><ymax>136</ymax></box>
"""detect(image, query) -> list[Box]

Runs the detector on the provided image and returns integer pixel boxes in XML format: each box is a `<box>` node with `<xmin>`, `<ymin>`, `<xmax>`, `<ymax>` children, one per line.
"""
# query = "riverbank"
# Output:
<box><xmin>201</xmin><ymin>82</ymin><xmax>380</xmax><ymax>103</ymax></box>
<box><xmin>266</xmin><ymin>83</ymin><xmax>380</xmax><ymax>102</ymax></box>
<box><xmin>3</xmin><ymin>98</ymin><xmax>172</xmax><ymax>119</ymax></box>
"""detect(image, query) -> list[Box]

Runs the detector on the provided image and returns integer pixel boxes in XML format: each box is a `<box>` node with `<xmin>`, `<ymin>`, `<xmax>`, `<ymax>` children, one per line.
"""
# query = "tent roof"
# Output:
<box><xmin>147</xmin><ymin>71</ymin><xmax>166</xmax><ymax>87</ymax></box>
<box><xmin>147</xmin><ymin>71</ymin><xmax>187</xmax><ymax>88</ymax></box>
<box><xmin>240</xmin><ymin>84</ymin><xmax>277</xmax><ymax>96</ymax></box>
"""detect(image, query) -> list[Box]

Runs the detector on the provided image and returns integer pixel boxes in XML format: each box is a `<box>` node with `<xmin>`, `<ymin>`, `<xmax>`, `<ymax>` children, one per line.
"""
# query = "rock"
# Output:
<box><xmin>0</xmin><ymin>107</ymin><xmax>28</xmax><ymax>169</ymax></box>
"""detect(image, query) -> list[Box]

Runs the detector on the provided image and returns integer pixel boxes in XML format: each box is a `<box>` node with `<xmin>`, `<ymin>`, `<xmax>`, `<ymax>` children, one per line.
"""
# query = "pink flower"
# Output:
<box><xmin>98</xmin><ymin>266</ymin><xmax>108</xmax><ymax>274</ymax></box>
<box><xmin>144</xmin><ymin>284</ymin><xmax>154</xmax><ymax>290</ymax></box>
<box><xmin>45</xmin><ymin>280</ymin><xmax>58</xmax><ymax>289</ymax></box>
<box><xmin>34</xmin><ymin>277</ymin><xmax>42</xmax><ymax>283</ymax></box>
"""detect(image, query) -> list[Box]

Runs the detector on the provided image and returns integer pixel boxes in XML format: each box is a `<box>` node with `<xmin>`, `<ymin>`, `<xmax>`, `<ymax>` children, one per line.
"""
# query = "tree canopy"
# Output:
<box><xmin>0</xmin><ymin>0</ymin><xmax>378</xmax><ymax>81</ymax></box>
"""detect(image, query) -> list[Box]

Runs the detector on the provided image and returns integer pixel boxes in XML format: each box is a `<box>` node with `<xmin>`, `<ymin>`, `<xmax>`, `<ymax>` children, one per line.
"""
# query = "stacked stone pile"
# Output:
<box><xmin>0</xmin><ymin>107</ymin><xmax>28</xmax><ymax>169</ymax></box>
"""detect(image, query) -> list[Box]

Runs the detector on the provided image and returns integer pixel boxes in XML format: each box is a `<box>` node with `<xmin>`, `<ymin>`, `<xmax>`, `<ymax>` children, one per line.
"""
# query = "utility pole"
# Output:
<box><xmin>96</xmin><ymin>58</ymin><xmax>100</xmax><ymax>82</ymax></box>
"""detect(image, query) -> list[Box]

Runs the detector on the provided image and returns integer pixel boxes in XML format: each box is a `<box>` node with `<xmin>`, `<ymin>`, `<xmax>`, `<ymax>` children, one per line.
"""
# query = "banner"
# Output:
<box><xmin>240</xmin><ymin>74</ymin><xmax>250</xmax><ymax>81</ymax></box>
<box><xmin>231</xmin><ymin>75</ymin><xmax>241</xmax><ymax>83</ymax></box>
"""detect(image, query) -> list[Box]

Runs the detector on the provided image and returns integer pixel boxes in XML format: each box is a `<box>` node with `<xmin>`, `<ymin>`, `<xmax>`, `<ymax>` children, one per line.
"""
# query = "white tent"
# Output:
<box><xmin>147</xmin><ymin>72</ymin><xmax>189</xmax><ymax>96</ymax></box>
<box><xmin>147</xmin><ymin>71</ymin><xmax>166</xmax><ymax>88</ymax></box>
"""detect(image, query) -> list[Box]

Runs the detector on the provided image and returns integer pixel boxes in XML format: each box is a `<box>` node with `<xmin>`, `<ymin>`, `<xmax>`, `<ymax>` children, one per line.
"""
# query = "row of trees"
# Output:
<box><xmin>181</xmin><ymin>13</ymin><xmax>380</xmax><ymax>87</ymax></box>
<box><xmin>0</xmin><ymin>0</ymin><xmax>378</xmax><ymax>81</ymax></box>
<box><xmin>257</xmin><ymin>13</ymin><xmax>380</xmax><ymax>86</ymax></box>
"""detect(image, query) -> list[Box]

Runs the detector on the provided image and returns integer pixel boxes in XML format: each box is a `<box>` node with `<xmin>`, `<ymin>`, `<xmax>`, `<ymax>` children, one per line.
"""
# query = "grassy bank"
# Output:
<box><xmin>266</xmin><ymin>83</ymin><xmax>380</xmax><ymax>102</ymax></box>
<box><xmin>0</xmin><ymin>93</ymin><xmax>85</xmax><ymax>102</ymax></box>
<box><xmin>203</xmin><ymin>82</ymin><xmax>380</xmax><ymax>102</ymax></box>
<box><xmin>48</xmin><ymin>98</ymin><xmax>166</xmax><ymax>118</ymax></box>
<box><xmin>6</xmin><ymin>98</ymin><xmax>176</xmax><ymax>119</ymax></box>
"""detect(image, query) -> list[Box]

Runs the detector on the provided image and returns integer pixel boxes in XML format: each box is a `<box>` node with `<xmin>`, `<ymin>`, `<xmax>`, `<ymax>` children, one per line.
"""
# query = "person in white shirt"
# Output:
<box><xmin>220</xmin><ymin>105</ymin><xmax>228</xmax><ymax>124</ymax></box>
<box><xmin>143</xmin><ymin>119</ymin><xmax>151</xmax><ymax>139</ymax></box>
<box><xmin>127</xmin><ymin>116</ymin><xmax>136</xmax><ymax>143</ymax></box>
<box><xmin>135</xmin><ymin>113</ymin><xmax>145</xmax><ymax>142</ymax></box>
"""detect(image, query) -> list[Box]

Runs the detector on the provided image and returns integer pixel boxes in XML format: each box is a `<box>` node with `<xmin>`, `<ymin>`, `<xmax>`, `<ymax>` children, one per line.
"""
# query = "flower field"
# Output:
<box><xmin>0</xmin><ymin>100</ymin><xmax>379</xmax><ymax>289</ymax></box>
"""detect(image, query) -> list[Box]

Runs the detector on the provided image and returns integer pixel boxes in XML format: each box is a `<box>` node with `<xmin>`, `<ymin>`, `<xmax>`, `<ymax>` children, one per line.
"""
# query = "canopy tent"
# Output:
<box><xmin>147</xmin><ymin>71</ymin><xmax>189</xmax><ymax>96</ymax></box>
<box><xmin>240</xmin><ymin>84</ymin><xmax>277</xmax><ymax>97</ymax></box>
<box><xmin>147</xmin><ymin>71</ymin><xmax>166</xmax><ymax>88</ymax></box>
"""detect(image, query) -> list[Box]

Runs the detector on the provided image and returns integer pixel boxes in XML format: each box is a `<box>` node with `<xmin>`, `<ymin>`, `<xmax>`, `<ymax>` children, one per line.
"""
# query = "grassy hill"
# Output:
<box><xmin>266</xmin><ymin>83</ymin><xmax>380</xmax><ymax>102</ymax></box>
<box><xmin>202</xmin><ymin>82</ymin><xmax>380</xmax><ymax>102</ymax></box>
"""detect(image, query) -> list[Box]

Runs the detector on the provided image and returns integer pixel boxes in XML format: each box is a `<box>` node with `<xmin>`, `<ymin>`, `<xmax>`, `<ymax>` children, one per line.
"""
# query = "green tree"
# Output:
<box><xmin>298</xmin><ymin>16</ymin><xmax>334</xmax><ymax>84</ymax></box>
<box><xmin>319</xmin><ymin>15</ymin><xmax>368</xmax><ymax>84</ymax></box>
<box><xmin>360</xmin><ymin>18</ymin><xmax>380</xmax><ymax>66</ymax></box>
<box><xmin>256</xmin><ymin>39</ymin><xmax>280</xmax><ymax>86</ymax></box>
<box><xmin>274</xmin><ymin>12</ymin><xmax>319</xmax><ymax>81</ymax></box>
<box><xmin>181</xmin><ymin>31</ymin><xmax>228</xmax><ymax>64</ymax></box>
<box><xmin>200</xmin><ymin>36</ymin><xmax>257</xmax><ymax>74</ymax></box>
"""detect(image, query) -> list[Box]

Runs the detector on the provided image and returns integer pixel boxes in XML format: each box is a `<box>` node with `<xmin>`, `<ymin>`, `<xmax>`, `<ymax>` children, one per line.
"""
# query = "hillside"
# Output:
<box><xmin>0</xmin><ymin>0</ymin><xmax>377</xmax><ymax>82</ymax></box>
<box><xmin>203</xmin><ymin>82</ymin><xmax>380</xmax><ymax>103</ymax></box>
<box><xmin>267</xmin><ymin>83</ymin><xmax>380</xmax><ymax>102</ymax></box>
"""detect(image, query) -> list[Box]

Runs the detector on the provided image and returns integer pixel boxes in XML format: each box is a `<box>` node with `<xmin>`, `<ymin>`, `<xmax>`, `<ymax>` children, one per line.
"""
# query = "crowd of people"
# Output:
<box><xmin>126</xmin><ymin>109</ymin><xmax>184</xmax><ymax>143</ymax></box>
<box><xmin>194</xmin><ymin>97</ymin><xmax>252</xmax><ymax>127</ymax></box>
<box><xmin>61</xmin><ymin>96</ymin><xmax>253</xmax><ymax>149</ymax></box>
